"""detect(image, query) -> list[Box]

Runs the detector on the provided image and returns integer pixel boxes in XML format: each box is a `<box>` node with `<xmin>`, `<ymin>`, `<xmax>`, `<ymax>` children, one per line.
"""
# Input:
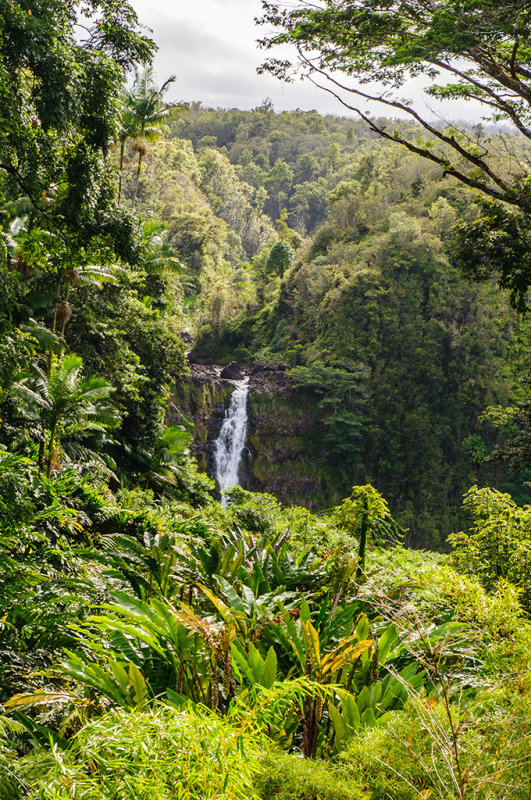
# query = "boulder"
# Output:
<box><xmin>220</xmin><ymin>361</ymin><xmax>245</xmax><ymax>380</ymax></box>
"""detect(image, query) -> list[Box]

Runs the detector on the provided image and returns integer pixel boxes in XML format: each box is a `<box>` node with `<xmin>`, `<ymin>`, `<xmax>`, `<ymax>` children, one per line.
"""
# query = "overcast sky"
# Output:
<box><xmin>129</xmin><ymin>0</ymin><xmax>483</xmax><ymax>122</ymax></box>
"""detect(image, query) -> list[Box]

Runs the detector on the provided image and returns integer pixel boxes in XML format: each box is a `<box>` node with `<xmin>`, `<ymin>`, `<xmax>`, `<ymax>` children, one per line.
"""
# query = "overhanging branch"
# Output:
<box><xmin>298</xmin><ymin>53</ymin><xmax>520</xmax><ymax>202</ymax></box>
<box><xmin>431</xmin><ymin>59</ymin><xmax>531</xmax><ymax>142</ymax></box>
<box><xmin>304</xmin><ymin>73</ymin><xmax>515</xmax><ymax>204</ymax></box>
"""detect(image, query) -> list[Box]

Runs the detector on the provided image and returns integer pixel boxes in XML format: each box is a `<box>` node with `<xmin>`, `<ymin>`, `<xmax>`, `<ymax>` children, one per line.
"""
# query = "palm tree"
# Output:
<box><xmin>139</xmin><ymin>219</ymin><xmax>185</xmax><ymax>275</ymax></box>
<box><xmin>117</xmin><ymin>68</ymin><xmax>184</xmax><ymax>207</ymax></box>
<box><xmin>15</xmin><ymin>354</ymin><xmax>119</xmax><ymax>477</ymax></box>
<box><xmin>136</xmin><ymin>424</ymin><xmax>190</xmax><ymax>491</ymax></box>
<box><xmin>51</xmin><ymin>262</ymin><xmax>125</xmax><ymax>341</ymax></box>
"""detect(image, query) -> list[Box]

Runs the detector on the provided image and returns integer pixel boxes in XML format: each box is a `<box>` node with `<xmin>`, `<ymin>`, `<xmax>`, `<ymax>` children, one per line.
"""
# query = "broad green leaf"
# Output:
<box><xmin>128</xmin><ymin>661</ymin><xmax>149</xmax><ymax>706</ymax></box>
<box><xmin>263</xmin><ymin>646</ymin><xmax>278</xmax><ymax>689</ymax></box>
<box><xmin>280</xmin><ymin>602</ymin><xmax>306</xmax><ymax>667</ymax></box>
<box><xmin>327</xmin><ymin>702</ymin><xmax>346</xmax><ymax>750</ymax></box>
<box><xmin>299</xmin><ymin>598</ymin><xmax>311</xmax><ymax>623</ymax></box>
<box><xmin>367</xmin><ymin>681</ymin><xmax>382</xmax><ymax>708</ymax></box>
<box><xmin>166</xmin><ymin>688</ymin><xmax>189</xmax><ymax>710</ymax></box>
<box><xmin>215</xmin><ymin>575</ymin><xmax>246</xmax><ymax>615</ymax></box>
<box><xmin>361</xmin><ymin>707</ymin><xmax>377</xmax><ymax>728</ymax></box>
<box><xmin>231</xmin><ymin>641</ymin><xmax>257</xmax><ymax>687</ymax></box>
<box><xmin>356</xmin><ymin>685</ymin><xmax>370</xmax><ymax>713</ymax></box>
<box><xmin>109</xmin><ymin>659</ymin><xmax>130</xmax><ymax>694</ymax></box>
<box><xmin>301</xmin><ymin>619</ymin><xmax>321</xmax><ymax>672</ymax></box>
<box><xmin>355</xmin><ymin>613</ymin><xmax>370</xmax><ymax>641</ymax></box>
<box><xmin>342</xmin><ymin>693</ymin><xmax>361</xmax><ymax>730</ymax></box>
<box><xmin>377</xmin><ymin>623</ymin><xmax>399</xmax><ymax>664</ymax></box>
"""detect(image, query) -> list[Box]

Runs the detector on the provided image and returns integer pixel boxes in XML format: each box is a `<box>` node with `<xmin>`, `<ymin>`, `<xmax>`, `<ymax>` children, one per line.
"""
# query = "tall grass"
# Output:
<box><xmin>33</xmin><ymin>706</ymin><xmax>261</xmax><ymax>800</ymax></box>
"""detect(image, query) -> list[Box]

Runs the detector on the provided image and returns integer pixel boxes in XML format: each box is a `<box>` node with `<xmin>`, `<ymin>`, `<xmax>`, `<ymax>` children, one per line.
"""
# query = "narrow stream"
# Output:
<box><xmin>213</xmin><ymin>378</ymin><xmax>249</xmax><ymax>505</ymax></box>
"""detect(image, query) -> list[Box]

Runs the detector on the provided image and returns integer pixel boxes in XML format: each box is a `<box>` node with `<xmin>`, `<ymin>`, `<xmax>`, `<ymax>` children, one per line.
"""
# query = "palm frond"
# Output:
<box><xmin>20</xmin><ymin>319</ymin><xmax>62</xmax><ymax>352</ymax></box>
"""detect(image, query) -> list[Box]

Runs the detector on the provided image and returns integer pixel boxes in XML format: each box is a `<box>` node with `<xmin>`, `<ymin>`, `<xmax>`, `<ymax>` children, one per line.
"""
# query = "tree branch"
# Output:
<box><xmin>0</xmin><ymin>163</ymin><xmax>47</xmax><ymax>214</ymax></box>
<box><xmin>299</xmin><ymin>54</ymin><xmax>515</xmax><ymax>199</ymax></box>
<box><xmin>304</xmin><ymin>73</ymin><xmax>515</xmax><ymax>204</ymax></box>
<box><xmin>469</xmin><ymin>46</ymin><xmax>531</xmax><ymax>106</ymax></box>
<box><xmin>431</xmin><ymin>59</ymin><xmax>531</xmax><ymax>142</ymax></box>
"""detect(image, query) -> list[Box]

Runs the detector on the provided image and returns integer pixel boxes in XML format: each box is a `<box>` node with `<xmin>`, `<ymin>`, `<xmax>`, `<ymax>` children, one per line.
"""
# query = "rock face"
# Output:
<box><xmin>167</xmin><ymin>363</ymin><xmax>235</xmax><ymax>478</ymax></box>
<box><xmin>220</xmin><ymin>361</ymin><xmax>245</xmax><ymax>380</ymax></box>
<box><xmin>246</xmin><ymin>366</ymin><xmax>328</xmax><ymax>507</ymax></box>
<box><xmin>169</xmin><ymin>362</ymin><xmax>345</xmax><ymax>509</ymax></box>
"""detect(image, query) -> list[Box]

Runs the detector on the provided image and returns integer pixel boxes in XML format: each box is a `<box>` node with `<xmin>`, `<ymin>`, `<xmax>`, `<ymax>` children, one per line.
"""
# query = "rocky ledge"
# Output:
<box><xmin>169</xmin><ymin>359</ymin><xmax>339</xmax><ymax>509</ymax></box>
<box><xmin>188</xmin><ymin>360</ymin><xmax>294</xmax><ymax>395</ymax></box>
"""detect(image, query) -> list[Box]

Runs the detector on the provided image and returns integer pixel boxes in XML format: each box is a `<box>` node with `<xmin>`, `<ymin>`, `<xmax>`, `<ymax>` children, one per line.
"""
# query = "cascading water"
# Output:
<box><xmin>213</xmin><ymin>378</ymin><xmax>249</xmax><ymax>505</ymax></box>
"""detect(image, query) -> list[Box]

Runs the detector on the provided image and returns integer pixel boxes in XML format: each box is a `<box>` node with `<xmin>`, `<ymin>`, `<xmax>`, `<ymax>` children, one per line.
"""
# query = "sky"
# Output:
<box><xmin>129</xmin><ymin>0</ymin><xmax>483</xmax><ymax>122</ymax></box>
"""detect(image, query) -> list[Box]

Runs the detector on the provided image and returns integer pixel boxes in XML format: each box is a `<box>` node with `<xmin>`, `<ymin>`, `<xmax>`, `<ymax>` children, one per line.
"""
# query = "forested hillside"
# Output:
<box><xmin>116</xmin><ymin>104</ymin><xmax>531</xmax><ymax>544</ymax></box>
<box><xmin>0</xmin><ymin>1</ymin><xmax>530</xmax><ymax>798</ymax></box>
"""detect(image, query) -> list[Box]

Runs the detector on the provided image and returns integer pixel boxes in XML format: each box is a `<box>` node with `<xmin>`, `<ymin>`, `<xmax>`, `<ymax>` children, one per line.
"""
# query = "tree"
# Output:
<box><xmin>120</xmin><ymin>67</ymin><xmax>183</xmax><ymax>207</ymax></box>
<box><xmin>266</xmin><ymin>158</ymin><xmax>294</xmax><ymax>218</ymax></box>
<box><xmin>258</xmin><ymin>0</ymin><xmax>531</xmax><ymax>307</ymax></box>
<box><xmin>139</xmin><ymin>219</ymin><xmax>185</xmax><ymax>276</ymax></box>
<box><xmin>449</xmin><ymin>486</ymin><xmax>531</xmax><ymax>609</ymax></box>
<box><xmin>0</xmin><ymin>0</ymin><xmax>154</xmax><ymax>258</ymax></box>
<box><xmin>296</xmin><ymin>153</ymin><xmax>320</xmax><ymax>183</ymax></box>
<box><xmin>290</xmin><ymin>363</ymin><xmax>370</xmax><ymax>474</ymax></box>
<box><xmin>266</xmin><ymin>239</ymin><xmax>294</xmax><ymax>277</ymax></box>
<box><xmin>487</xmin><ymin>398</ymin><xmax>531</xmax><ymax>472</ymax></box>
<box><xmin>138</xmin><ymin>425</ymin><xmax>191</xmax><ymax>492</ymax></box>
<box><xmin>15</xmin><ymin>354</ymin><xmax>118</xmax><ymax>477</ymax></box>
<box><xmin>330</xmin><ymin>485</ymin><xmax>402</xmax><ymax>575</ymax></box>
<box><xmin>452</xmin><ymin>199</ymin><xmax>531</xmax><ymax>312</ymax></box>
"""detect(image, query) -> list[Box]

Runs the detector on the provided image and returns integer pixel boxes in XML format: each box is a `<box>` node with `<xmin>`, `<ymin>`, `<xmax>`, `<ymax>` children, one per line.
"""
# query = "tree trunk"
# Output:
<box><xmin>47</xmin><ymin>304</ymin><xmax>58</xmax><ymax>377</ymax></box>
<box><xmin>132</xmin><ymin>150</ymin><xmax>144</xmax><ymax>208</ymax></box>
<box><xmin>37</xmin><ymin>424</ymin><xmax>46</xmax><ymax>471</ymax></box>
<box><xmin>46</xmin><ymin>421</ymin><xmax>57</xmax><ymax>478</ymax></box>
<box><xmin>118</xmin><ymin>139</ymin><xmax>126</xmax><ymax>205</ymax></box>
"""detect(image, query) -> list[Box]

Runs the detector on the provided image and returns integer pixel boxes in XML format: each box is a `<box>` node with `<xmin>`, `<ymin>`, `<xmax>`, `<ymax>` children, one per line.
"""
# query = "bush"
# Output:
<box><xmin>255</xmin><ymin>751</ymin><xmax>367</xmax><ymax>800</ymax></box>
<box><xmin>31</xmin><ymin>707</ymin><xmax>261</xmax><ymax>800</ymax></box>
<box><xmin>449</xmin><ymin>486</ymin><xmax>531</xmax><ymax>610</ymax></box>
<box><xmin>342</xmin><ymin>694</ymin><xmax>531</xmax><ymax>800</ymax></box>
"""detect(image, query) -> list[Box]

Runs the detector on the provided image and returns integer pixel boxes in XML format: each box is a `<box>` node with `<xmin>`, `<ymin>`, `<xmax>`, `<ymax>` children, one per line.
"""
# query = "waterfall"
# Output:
<box><xmin>213</xmin><ymin>378</ymin><xmax>249</xmax><ymax>505</ymax></box>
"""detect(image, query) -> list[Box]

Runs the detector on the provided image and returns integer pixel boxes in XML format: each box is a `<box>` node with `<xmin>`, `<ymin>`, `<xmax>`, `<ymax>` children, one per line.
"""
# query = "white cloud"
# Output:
<box><xmin>129</xmin><ymin>0</ymin><xmax>487</xmax><ymax>122</ymax></box>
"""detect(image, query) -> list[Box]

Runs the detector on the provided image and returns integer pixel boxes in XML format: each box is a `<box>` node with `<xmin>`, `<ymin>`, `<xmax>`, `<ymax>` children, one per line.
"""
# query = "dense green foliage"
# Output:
<box><xmin>0</xmin><ymin>0</ymin><xmax>153</xmax><ymax>264</ymax></box>
<box><xmin>166</xmin><ymin>106</ymin><xmax>530</xmax><ymax>543</ymax></box>
<box><xmin>0</xmin><ymin>4</ymin><xmax>530</xmax><ymax>798</ymax></box>
<box><xmin>259</xmin><ymin>0</ymin><xmax>531</xmax><ymax>309</ymax></box>
<box><xmin>1</xmin><ymin>478</ymin><xmax>529</xmax><ymax>798</ymax></box>
<box><xmin>450</xmin><ymin>485</ymin><xmax>531</xmax><ymax>609</ymax></box>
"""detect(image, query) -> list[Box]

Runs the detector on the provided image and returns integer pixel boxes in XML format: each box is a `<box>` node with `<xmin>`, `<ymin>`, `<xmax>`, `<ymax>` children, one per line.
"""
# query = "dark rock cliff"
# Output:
<box><xmin>169</xmin><ymin>362</ymin><xmax>345</xmax><ymax>509</ymax></box>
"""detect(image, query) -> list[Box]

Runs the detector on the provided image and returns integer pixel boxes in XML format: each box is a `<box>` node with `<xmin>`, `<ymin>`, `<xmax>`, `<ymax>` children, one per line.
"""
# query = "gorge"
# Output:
<box><xmin>1</xmin><ymin>4</ymin><xmax>531</xmax><ymax>797</ymax></box>
<box><xmin>170</xmin><ymin>361</ymin><xmax>341</xmax><ymax>513</ymax></box>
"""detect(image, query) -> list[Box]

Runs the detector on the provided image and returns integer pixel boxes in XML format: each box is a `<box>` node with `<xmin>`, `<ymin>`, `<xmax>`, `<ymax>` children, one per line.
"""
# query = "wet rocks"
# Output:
<box><xmin>169</xmin><ymin>359</ymin><xmax>343</xmax><ymax>510</ymax></box>
<box><xmin>248</xmin><ymin>365</ymin><xmax>292</xmax><ymax>397</ymax></box>
<box><xmin>220</xmin><ymin>361</ymin><xmax>245</xmax><ymax>380</ymax></box>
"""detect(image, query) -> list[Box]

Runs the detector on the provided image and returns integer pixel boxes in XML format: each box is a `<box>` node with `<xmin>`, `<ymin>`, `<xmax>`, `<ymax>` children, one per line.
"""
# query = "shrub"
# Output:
<box><xmin>31</xmin><ymin>707</ymin><xmax>261</xmax><ymax>800</ymax></box>
<box><xmin>342</xmin><ymin>694</ymin><xmax>531</xmax><ymax>800</ymax></box>
<box><xmin>255</xmin><ymin>751</ymin><xmax>367</xmax><ymax>800</ymax></box>
<box><xmin>449</xmin><ymin>486</ymin><xmax>531</xmax><ymax>610</ymax></box>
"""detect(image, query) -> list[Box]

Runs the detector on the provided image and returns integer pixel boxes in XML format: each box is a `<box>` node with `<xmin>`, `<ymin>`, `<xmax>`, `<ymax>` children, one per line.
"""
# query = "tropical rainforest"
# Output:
<box><xmin>0</xmin><ymin>1</ymin><xmax>530</xmax><ymax>799</ymax></box>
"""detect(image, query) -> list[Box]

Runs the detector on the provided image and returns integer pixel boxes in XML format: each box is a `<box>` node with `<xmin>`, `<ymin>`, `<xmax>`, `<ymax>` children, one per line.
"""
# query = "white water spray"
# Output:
<box><xmin>213</xmin><ymin>378</ymin><xmax>249</xmax><ymax>505</ymax></box>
